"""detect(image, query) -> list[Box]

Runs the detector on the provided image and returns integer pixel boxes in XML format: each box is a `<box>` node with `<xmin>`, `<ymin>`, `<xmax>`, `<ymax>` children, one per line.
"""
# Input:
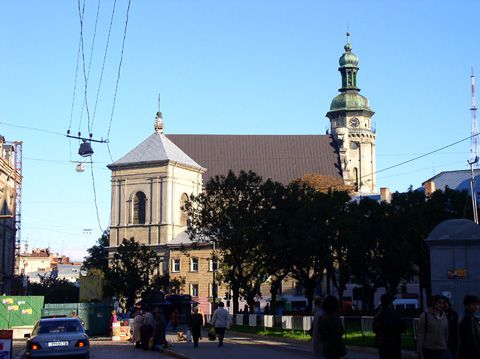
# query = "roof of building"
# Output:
<box><xmin>108</xmin><ymin>131</ymin><xmax>204</xmax><ymax>171</ymax></box>
<box><xmin>166</xmin><ymin>134</ymin><xmax>341</xmax><ymax>184</ymax></box>
<box><xmin>427</xmin><ymin>219</ymin><xmax>480</xmax><ymax>241</ymax></box>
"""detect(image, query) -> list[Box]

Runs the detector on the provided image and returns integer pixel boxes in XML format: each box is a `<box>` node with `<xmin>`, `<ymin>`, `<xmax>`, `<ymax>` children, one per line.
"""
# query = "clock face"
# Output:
<box><xmin>349</xmin><ymin>117</ymin><xmax>360</xmax><ymax>127</ymax></box>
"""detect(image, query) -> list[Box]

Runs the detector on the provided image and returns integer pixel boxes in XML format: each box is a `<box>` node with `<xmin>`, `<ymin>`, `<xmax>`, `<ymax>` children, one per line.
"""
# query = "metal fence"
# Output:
<box><xmin>0</xmin><ymin>296</ymin><xmax>44</xmax><ymax>329</ymax></box>
<box><xmin>232</xmin><ymin>314</ymin><xmax>420</xmax><ymax>339</ymax></box>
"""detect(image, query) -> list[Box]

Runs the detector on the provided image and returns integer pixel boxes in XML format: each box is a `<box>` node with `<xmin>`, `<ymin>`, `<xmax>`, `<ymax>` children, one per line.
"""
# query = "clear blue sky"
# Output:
<box><xmin>1</xmin><ymin>1</ymin><xmax>479</xmax><ymax>260</ymax></box>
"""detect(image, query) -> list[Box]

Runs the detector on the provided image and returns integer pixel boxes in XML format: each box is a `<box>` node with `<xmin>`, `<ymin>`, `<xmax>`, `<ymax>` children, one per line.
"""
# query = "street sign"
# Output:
<box><xmin>0</xmin><ymin>330</ymin><xmax>13</xmax><ymax>359</ymax></box>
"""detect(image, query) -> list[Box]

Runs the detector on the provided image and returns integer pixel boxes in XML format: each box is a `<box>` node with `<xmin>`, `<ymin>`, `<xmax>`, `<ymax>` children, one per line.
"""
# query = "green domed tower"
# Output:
<box><xmin>326</xmin><ymin>33</ymin><xmax>376</xmax><ymax>194</ymax></box>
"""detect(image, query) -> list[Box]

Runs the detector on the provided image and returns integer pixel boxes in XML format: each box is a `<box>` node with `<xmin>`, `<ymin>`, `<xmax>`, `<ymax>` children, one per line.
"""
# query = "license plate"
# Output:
<box><xmin>48</xmin><ymin>341</ymin><xmax>69</xmax><ymax>347</ymax></box>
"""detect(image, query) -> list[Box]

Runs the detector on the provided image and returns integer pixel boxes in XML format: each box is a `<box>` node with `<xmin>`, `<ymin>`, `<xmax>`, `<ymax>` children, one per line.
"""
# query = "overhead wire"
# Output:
<box><xmin>91</xmin><ymin>0</ymin><xmax>117</xmax><ymax>131</ymax></box>
<box><xmin>89</xmin><ymin>157</ymin><xmax>104</xmax><ymax>232</ymax></box>
<box><xmin>77</xmin><ymin>0</ymin><xmax>92</xmax><ymax>135</ymax></box>
<box><xmin>107</xmin><ymin>0</ymin><xmax>132</xmax><ymax>140</ymax></box>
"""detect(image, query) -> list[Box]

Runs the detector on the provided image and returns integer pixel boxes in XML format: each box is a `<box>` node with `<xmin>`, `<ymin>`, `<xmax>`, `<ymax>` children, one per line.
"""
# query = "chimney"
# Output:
<box><xmin>424</xmin><ymin>181</ymin><xmax>436</xmax><ymax>197</ymax></box>
<box><xmin>380</xmin><ymin>187</ymin><xmax>391</xmax><ymax>203</ymax></box>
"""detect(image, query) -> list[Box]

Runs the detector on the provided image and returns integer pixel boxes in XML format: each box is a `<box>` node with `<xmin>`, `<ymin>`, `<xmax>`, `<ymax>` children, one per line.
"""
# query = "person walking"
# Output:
<box><xmin>153</xmin><ymin>308</ymin><xmax>168</xmax><ymax>350</ymax></box>
<box><xmin>210</xmin><ymin>302</ymin><xmax>231</xmax><ymax>347</ymax></box>
<box><xmin>188</xmin><ymin>307</ymin><xmax>204</xmax><ymax>347</ymax></box>
<box><xmin>141</xmin><ymin>306</ymin><xmax>155</xmax><ymax>350</ymax></box>
<box><xmin>458</xmin><ymin>295</ymin><xmax>480</xmax><ymax>359</ymax></box>
<box><xmin>318</xmin><ymin>295</ymin><xmax>346</xmax><ymax>359</ymax></box>
<box><xmin>133</xmin><ymin>308</ymin><xmax>144</xmax><ymax>348</ymax></box>
<box><xmin>170</xmin><ymin>309</ymin><xmax>180</xmax><ymax>331</ymax></box>
<box><xmin>442</xmin><ymin>297</ymin><xmax>459</xmax><ymax>359</ymax></box>
<box><xmin>373</xmin><ymin>294</ymin><xmax>404</xmax><ymax>359</ymax></box>
<box><xmin>311</xmin><ymin>297</ymin><xmax>324</xmax><ymax>359</ymax></box>
<box><xmin>416</xmin><ymin>295</ymin><xmax>449</xmax><ymax>359</ymax></box>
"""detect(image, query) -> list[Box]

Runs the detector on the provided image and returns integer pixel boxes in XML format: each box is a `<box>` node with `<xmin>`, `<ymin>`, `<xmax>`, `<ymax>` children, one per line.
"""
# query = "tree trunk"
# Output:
<box><xmin>270</xmin><ymin>280</ymin><xmax>280</xmax><ymax>315</ymax></box>
<box><xmin>232</xmin><ymin>285</ymin><xmax>240</xmax><ymax>314</ymax></box>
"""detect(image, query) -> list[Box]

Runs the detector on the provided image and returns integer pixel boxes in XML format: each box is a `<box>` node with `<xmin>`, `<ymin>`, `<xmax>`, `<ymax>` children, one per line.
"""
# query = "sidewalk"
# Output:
<box><xmin>160</xmin><ymin>326</ymin><xmax>416</xmax><ymax>359</ymax></box>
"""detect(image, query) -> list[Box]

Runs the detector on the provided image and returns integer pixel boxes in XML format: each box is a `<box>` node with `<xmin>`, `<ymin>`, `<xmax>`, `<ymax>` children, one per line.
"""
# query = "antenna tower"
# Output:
<box><xmin>470</xmin><ymin>68</ymin><xmax>479</xmax><ymax>166</ymax></box>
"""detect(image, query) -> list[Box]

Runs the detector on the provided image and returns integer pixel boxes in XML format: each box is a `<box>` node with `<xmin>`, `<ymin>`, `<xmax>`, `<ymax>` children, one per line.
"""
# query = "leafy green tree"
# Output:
<box><xmin>185</xmin><ymin>170</ymin><xmax>275</xmax><ymax>314</ymax></box>
<box><xmin>82</xmin><ymin>230</ymin><xmax>109</xmax><ymax>273</ymax></box>
<box><xmin>109</xmin><ymin>238</ymin><xmax>162</xmax><ymax>310</ymax></box>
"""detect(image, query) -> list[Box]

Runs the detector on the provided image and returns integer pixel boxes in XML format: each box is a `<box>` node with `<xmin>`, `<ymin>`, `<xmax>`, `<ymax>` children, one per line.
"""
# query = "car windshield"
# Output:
<box><xmin>38</xmin><ymin>320</ymin><xmax>82</xmax><ymax>334</ymax></box>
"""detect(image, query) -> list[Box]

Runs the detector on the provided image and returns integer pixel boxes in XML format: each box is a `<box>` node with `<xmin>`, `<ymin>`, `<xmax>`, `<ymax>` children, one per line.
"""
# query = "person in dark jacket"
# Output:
<box><xmin>373</xmin><ymin>294</ymin><xmax>404</xmax><ymax>359</ymax></box>
<box><xmin>318</xmin><ymin>295</ymin><xmax>346</xmax><ymax>359</ymax></box>
<box><xmin>442</xmin><ymin>296</ymin><xmax>459</xmax><ymax>359</ymax></box>
<box><xmin>188</xmin><ymin>307</ymin><xmax>204</xmax><ymax>347</ymax></box>
<box><xmin>458</xmin><ymin>295</ymin><xmax>480</xmax><ymax>359</ymax></box>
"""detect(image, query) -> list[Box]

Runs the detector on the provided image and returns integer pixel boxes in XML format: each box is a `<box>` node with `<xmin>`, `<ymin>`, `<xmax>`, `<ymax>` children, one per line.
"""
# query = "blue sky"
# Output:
<box><xmin>1</xmin><ymin>1</ymin><xmax>479</xmax><ymax>259</ymax></box>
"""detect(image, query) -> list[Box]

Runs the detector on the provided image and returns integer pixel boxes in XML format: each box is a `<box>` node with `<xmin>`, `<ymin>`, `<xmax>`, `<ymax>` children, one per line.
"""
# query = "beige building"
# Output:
<box><xmin>107</xmin><ymin>34</ymin><xmax>378</xmax><ymax>313</ymax></box>
<box><xmin>0</xmin><ymin>136</ymin><xmax>21</xmax><ymax>294</ymax></box>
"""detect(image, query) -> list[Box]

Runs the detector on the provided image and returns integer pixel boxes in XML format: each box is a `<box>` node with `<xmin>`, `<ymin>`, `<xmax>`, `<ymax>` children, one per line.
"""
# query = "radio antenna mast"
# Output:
<box><xmin>470</xmin><ymin>68</ymin><xmax>479</xmax><ymax>166</ymax></box>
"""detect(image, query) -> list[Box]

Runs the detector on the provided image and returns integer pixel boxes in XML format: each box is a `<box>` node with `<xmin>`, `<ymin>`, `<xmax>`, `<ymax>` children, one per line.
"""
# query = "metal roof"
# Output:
<box><xmin>422</xmin><ymin>169</ymin><xmax>480</xmax><ymax>195</ymax></box>
<box><xmin>167</xmin><ymin>134</ymin><xmax>341</xmax><ymax>184</ymax></box>
<box><xmin>427</xmin><ymin>219</ymin><xmax>480</xmax><ymax>241</ymax></box>
<box><xmin>108</xmin><ymin>132</ymin><xmax>204</xmax><ymax>170</ymax></box>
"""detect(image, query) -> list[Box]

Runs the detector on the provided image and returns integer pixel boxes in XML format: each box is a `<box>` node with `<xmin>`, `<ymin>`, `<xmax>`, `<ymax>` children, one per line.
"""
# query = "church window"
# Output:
<box><xmin>132</xmin><ymin>191</ymin><xmax>146</xmax><ymax>224</ymax></box>
<box><xmin>179</xmin><ymin>193</ymin><xmax>189</xmax><ymax>226</ymax></box>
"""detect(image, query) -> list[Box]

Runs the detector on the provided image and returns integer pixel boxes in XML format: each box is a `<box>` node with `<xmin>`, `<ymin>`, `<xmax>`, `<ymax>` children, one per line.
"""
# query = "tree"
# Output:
<box><xmin>109</xmin><ymin>238</ymin><xmax>162</xmax><ymax>310</ymax></box>
<box><xmin>295</xmin><ymin>173</ymin><xmax>354</xmax><ymax>193</ymax></box>
<box><xmin>28</xmin><ymin>275</ymin><xmax>79</xmax><ymax>303</ymax></box>
<box><xmin>82</xmin><ymin>230</ymin><xmax>109</xmax><ymax>274</ymax></box>
<box><xmin>185</xmin><ymin>170</ymin><xmax>275</xmax><ymax>314</ymax></box>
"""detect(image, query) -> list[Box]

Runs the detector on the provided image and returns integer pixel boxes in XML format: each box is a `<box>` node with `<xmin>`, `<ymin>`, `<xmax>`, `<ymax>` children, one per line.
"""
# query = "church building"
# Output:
<box><xmin>107</xmin><ymin>34</ymin><xmax>377</xmax><ymax>313</ymax></box>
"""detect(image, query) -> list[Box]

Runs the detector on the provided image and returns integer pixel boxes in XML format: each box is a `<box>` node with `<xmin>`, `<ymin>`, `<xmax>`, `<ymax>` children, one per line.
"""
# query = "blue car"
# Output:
<box><xmin>25</xmin><ymin>318</ymin><xmax>90</xmax><ymax>359</ymax></box>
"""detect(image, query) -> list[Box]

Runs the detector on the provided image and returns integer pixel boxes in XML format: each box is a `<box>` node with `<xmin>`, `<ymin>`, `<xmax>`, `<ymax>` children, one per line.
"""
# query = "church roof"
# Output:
<box><xmin>167</xmin><ymin>134</ymin><xmax>341</xmax><ymax>184</ymax></box>
<box><xmin>108</xmin><ymin>131</ymin><xmax>204</xmax><ymax>171</ymax></box>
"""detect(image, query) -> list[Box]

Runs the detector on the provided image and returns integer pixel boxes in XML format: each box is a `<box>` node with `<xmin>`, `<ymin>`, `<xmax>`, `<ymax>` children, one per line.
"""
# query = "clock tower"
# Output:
<box><xmin>326</xmin><ymin>33</ymin><xmax>376</xmax><ymax>194</ymax></box>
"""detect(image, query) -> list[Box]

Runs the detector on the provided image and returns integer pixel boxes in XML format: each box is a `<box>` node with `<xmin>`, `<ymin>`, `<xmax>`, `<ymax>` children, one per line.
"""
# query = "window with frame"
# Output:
<box><xmin>191</xmin><ymin>284</ymin><xmax>199</xmax><ymax>297</ymax></box>
<box><xmin>133</xmin><ymin>191</ymin><xmax>146</xmax><ymax>224</ymax></box>
<box><xmin>209</xmin><ymin>283</ymin><xmax>218</xmax><ymax>298</ymax></box>
<box><xmin>179</xmin><ymin>193</ymin><xmax>188</xmax><ymax>226</ymax></box>
<box><xmin>209</xmin><ymin>258</ymin><xmax>218</xmax><ymax>272</ymax></box>
<box><xmin>191</xmin><ymin>257</ymin><xmax>199</xmax><ymax>272</ymax></box>
<box><xmin>172</xmin><ymin>259</ymin><xmax>180</xmax><ymax>272</ymax></box>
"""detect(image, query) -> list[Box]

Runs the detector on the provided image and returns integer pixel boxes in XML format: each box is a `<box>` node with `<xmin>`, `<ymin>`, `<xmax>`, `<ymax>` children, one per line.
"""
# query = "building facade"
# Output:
<box><xmin>108</xmin><ymin>34</ymin><xmax>377</xmax><ymax>313</ymax></box>
<box><xmin>0</xmin><ymin>136</ymin><xmax>20</xmax><ymax>294</ymax></box>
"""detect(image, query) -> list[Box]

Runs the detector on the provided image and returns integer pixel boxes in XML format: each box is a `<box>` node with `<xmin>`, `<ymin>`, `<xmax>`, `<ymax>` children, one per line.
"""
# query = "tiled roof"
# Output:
<box><xmin>167</xmin><ymin>134</ymin><xmax>341</xmax><ymax>184</ymax></box>
<box><xmin>108</xmin><ymin>132</ymin><xmax>204</xmax><ymax>170</ymax></box>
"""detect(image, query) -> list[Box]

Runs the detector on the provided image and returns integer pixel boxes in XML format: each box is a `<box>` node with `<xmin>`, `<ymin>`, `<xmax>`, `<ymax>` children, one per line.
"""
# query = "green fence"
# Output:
<box><xmin>42</xmin><ymin>302</ymin><xmax>113</xmax><ymax>336</ymax></box>
<box><xmin>0</xmin><ymin>296</ymin><xmax>44</xmax><ymax>329</ymax></box>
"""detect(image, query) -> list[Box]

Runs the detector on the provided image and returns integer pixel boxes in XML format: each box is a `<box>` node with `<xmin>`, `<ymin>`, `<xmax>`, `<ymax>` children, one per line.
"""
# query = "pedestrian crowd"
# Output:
<box><xmin>311</xmin><ymin>293</ymin><xmax>480</xmax><ymax>359</ymax></box>
<box><xmin>128</xmin><ymin>301</ymin><xmax>232</xmax><ymax>350</ymax></box>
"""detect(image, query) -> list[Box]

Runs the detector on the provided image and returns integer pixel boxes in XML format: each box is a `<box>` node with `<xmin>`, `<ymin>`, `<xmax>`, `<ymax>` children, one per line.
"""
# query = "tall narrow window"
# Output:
<box><xmin>352</xmin><ymin>168</ymin><xmax>359</xmax><ymax>191</ymax></box>
<box><xmin>133</xmin><ymin>191</ymin><xmax>146</xmax><ymax>224</ymax></box>
<box><xmin>191</xmin><ymin>257</ymin><xmax>199</xmax><ymax>272</ymax></box>
<box><xmin>180</xmin><ymin>193</ymin><xmax>188</xmax><ymax>226</ymax></box>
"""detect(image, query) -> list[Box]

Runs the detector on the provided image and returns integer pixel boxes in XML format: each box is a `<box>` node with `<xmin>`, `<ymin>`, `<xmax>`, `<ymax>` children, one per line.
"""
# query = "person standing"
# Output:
<box><xmin>311</xmin><ymin>297</ymin><xmax>324</xmax><ymax>359</ymax></box>
<box><xmin>442</xmin><ymin>297</ymin><xmax>459</xmax><ymax>359</ymax></box>
<box><xmin>458</xmin><ymin>295</ymin><xmax>480</xmax><ymax>359</ymax></box>
<box><xmin>318</xmin><ymin>295</ymin><xmax>346</xmax><ymax>359</ymax></box>
<box><xmin>210</xmin><ymin>302</ymin><xmax>231</xmax><ymax>347</ymax></box>
<box><xmin>188</xmin><ymin>307</ymin><xmax>204</xmax><ymax>347</ymax></box>
<box><xmin>416</xmin><ymin>295</ymin><xmax>449</xmax><ymax>359</ymax></box>
<box><xmin>373</xmin><ymin>294</ymin><xmax>404</xmax><ymax>359</ymax></box>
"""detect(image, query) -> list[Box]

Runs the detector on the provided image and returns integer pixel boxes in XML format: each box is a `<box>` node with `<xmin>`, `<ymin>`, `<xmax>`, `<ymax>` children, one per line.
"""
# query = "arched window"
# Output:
<box><xmin>179</xmin><ymin>193</ymin><xmax>189</xmax><ymax>226</ymax></box>
<box><xmin>133</xmin><ymin>191</ymin><xmax>146</xmax><ymax>224</ymax></box>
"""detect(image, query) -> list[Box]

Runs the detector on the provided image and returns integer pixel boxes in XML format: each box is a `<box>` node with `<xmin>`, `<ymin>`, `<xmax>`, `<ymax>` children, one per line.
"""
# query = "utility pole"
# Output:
<box><xmin>468</xmin><ymin>157</ymin><xmax>479</xmax><ymax>224</ymax></box>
